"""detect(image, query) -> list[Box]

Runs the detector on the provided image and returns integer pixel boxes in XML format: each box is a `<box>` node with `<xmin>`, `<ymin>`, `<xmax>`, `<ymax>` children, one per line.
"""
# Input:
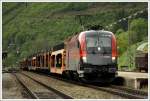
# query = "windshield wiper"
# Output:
<box><xmin>88</xmin><ymin>47</ymin><xmax>96</xmax><ymax>54</ymax></box>
<box><xmin>97</xmin><ymin>32</ymin><xmax>108</xmax><ymax>54</ymax></box>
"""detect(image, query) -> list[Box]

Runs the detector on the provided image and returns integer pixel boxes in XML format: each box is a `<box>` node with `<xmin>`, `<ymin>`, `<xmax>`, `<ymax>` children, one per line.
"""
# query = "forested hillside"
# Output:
<box><xmin>2</xmin><ymin>2</ymin><xmax>148</xmax><ymax>70</ymax></box>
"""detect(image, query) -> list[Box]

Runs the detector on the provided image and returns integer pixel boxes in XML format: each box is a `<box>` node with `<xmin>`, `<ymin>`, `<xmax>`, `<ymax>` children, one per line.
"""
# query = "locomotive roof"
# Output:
<box><xmin>81</xmin><ymin>30</ymin><xmax>114</xmax><ymax>35</ymax></box>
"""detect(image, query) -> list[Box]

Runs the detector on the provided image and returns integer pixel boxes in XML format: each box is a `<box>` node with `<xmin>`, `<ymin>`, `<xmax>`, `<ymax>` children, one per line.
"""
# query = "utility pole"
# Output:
<box><xmin>76</xmin><ymin>15</ymin><xmax>84</xmax><ymax>30</ymax></box>
<box><xmin>128</xmin><ymin>16</ymin><xmax>132</xmax><ymax>70</ymax></box>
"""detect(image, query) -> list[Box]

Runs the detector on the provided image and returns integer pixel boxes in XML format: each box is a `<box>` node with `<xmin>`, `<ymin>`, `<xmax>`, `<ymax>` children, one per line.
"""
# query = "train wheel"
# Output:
<box><xmin>67</xmin><ymin>71</ymin><xmax>74</xmax><ymax>80</ymax></box>
<box><xmin>62</xmin><ymin>71</ymin><xmax>67</xmax><ymax>78</ymax></box>
<box><xmin>77</xmin><ymin>77</ymin><xmax>89</xmax><ymax>83</ymax></box>
<box><xmin>62</xmin><ymin>71</ymin><xmax>73</xmax><ymax>80</ymax></box>
<box><xmin>145</xmin><ymin>69</ymin><xmax>148</xmax><ymax>72</ymax></box>
<box><xmin>72</xmin><ymin>72</ymin><xmax>79</xmax><ymax>81</ymax></box>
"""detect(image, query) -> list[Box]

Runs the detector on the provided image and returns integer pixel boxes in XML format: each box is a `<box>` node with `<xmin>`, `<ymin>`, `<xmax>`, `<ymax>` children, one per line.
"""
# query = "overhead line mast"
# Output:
<box><xmin>75</xmin><ymin>14</ymin><xmax>104</xmax><ymax>31</ymax></box>
<box><xmin>75</xmin><ymin>14</ymin><xmax>92</xmax><ymax>31</ymax></box>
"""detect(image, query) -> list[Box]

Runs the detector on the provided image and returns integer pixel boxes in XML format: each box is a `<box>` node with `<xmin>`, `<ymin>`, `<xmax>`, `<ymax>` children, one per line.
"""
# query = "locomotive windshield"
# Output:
<box><xmin>86</xmin><ymin>32</ymin><xmax>112</xmax><ymax>54</ymax></box>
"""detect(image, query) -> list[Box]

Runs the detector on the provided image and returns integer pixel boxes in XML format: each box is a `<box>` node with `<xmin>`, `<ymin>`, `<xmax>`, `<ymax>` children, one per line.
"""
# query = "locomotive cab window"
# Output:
<box><xmin>86</xmin><ymin>36</ymin><xmax>99</xmax><ymax>47</ymax></box>
<box><xmin>99</xmin><ymin>37</ymin><xmax>111</xmax><ymax>53</ymax></box>
<box><xmin>86</xmin><ymin>32</ymin><xmax>112</xmax><ymax>54</ymax></box>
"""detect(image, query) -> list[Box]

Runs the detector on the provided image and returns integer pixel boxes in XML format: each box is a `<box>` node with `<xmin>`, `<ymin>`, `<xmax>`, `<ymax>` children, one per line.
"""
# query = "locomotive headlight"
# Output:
<box><xmin>82</xmin><ymin>57</ymin><xmax>87</xmax><ymax>63</ymax></box>
<box><xmin>112</xmin><ymin>57</ymin><xmax>116</xmax><ymax>62</ymax></box>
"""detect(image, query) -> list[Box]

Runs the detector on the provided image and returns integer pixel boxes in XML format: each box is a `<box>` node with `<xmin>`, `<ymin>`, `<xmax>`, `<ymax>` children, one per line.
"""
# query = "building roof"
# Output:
<box><xmin>136</xmin><ymin>42</ymin><xmax>148</xmax><ymax>53</ymax></box>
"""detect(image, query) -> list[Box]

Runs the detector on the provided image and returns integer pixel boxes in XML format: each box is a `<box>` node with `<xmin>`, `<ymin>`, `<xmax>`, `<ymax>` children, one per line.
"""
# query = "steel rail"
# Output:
<box><xmin>20</xmin><ymin>72</ymin><xmax>73</xmax><ymax>99</ymax></box>
<box><xmin>25</xmin><ymin>71</ymin><xmax>147</xmax><ymax>99</ymax></box>
<box><xmin>110</xmin><ymin>85</ymin><xmax>147</xmax><ymax>96</ymax></box>
<box><xmin>12</xmin><ymin>73</ymin><xmax>39</xmax><ymax>99</ymax></box>
<box><xmin>88</xmin><ymin>85</ymin><xmax>147</xmax><ymax>99</ymax></box>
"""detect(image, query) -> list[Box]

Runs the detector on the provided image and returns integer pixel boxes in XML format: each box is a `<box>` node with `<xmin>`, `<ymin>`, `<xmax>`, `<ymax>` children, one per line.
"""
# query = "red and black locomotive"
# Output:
<box><xmin>20</xmin><ymin>30</ymin><xmax>118</xmax><ymax>83</ymax></box>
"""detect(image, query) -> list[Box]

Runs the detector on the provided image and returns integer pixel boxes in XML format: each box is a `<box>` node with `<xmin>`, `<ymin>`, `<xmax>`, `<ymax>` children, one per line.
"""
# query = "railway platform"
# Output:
<box><xmin>117</xmin><ymin>71</ymin><xmax>148</xmax><ymax>89</ymax></box>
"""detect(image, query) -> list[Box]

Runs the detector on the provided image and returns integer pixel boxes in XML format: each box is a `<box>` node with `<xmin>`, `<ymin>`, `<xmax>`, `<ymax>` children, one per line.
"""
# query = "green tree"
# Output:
<box><xmin>116</xmin><ymin>28</ymin><xmax>124</xmax><ymax>35</ymax></box>
<box><xmin>129</xmin><ymin>18</ymin><xmax>148</xmax><ymax>44</ymax></box>
<box><xmin>116</xmin><ymin>32</ymin><xmax>128</xmax><ymax>55</ymax></box>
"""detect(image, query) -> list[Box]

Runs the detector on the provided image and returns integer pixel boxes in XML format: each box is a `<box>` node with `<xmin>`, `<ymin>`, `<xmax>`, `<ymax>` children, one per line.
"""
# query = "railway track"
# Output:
<box><xmin>92</xmin><ymin>85</ymin><xmax>148</xmax><ymax>99</ymax></box>
<box><xmin>56</xmin><ymin>77</ymin><xmax>147</xmax><ymax>99</ymax></box>
<box><xmin>110</xmin><ymin>85</ymin><xmax>147</xmax><ymax>97</ymax></box>
<box><xmin>13</xmin><ymin>73</ymin><xmax>73</xmax><ymax>99</ymax></box>
<box><xmin>22</xmin><ymin>71</ymin><xmax>148</xmax><ymax>99</ymax></box>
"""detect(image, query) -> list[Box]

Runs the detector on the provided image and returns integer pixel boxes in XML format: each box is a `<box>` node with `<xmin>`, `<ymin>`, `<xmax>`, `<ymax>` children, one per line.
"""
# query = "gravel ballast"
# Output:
<box><xmin>2</xmin><ymin>73</ymin><xmax>26</xmax><ymax>99</ymax></box>
<box><xmin>23</xmin><ymin>71</ymin><xmax>125</xmax><ymax>99</ymax></box>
